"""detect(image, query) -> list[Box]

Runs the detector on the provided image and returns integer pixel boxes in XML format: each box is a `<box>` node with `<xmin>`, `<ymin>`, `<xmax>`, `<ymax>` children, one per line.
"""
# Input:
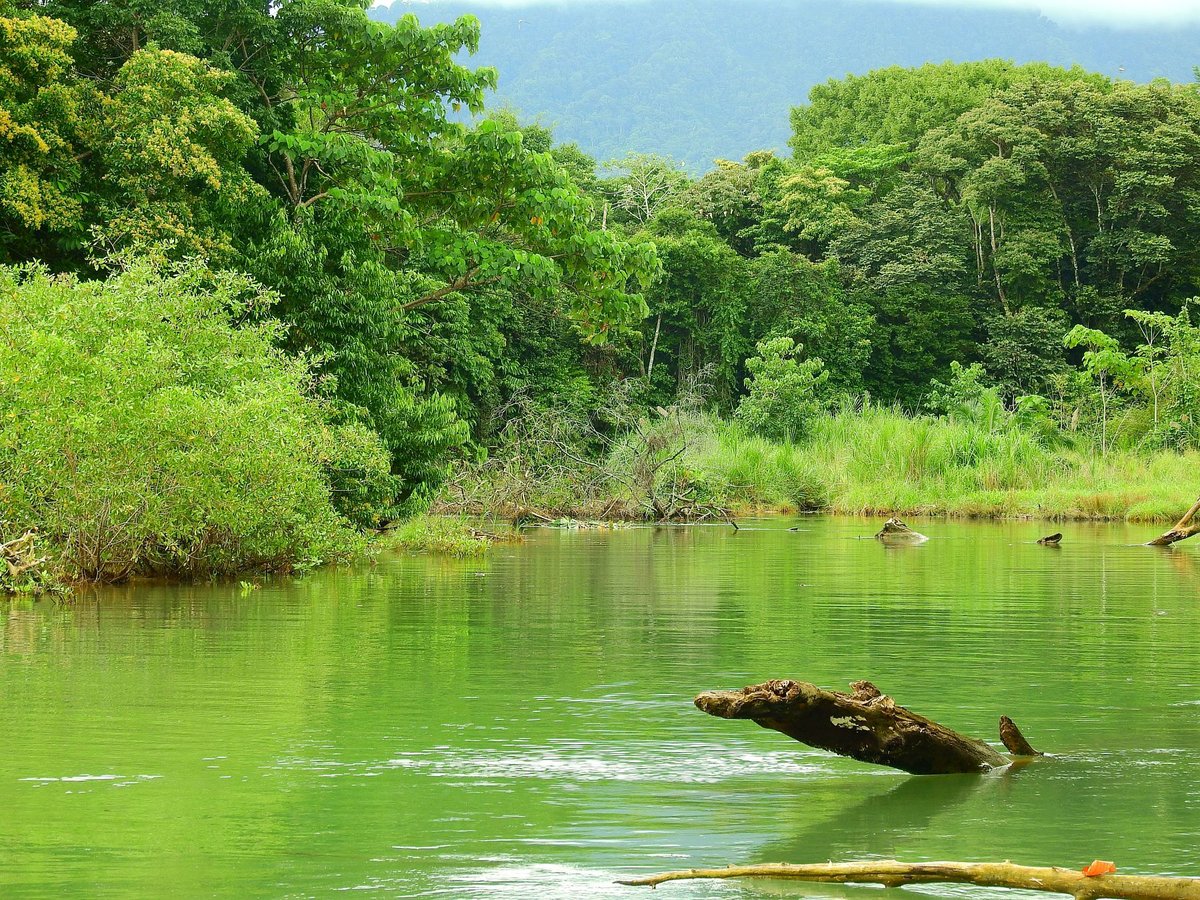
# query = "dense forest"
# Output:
<box><xmin>2</xmin><ymin>0</ymin><xmax>1200</xmax><ymax>589</ymax></box>
<box><xmin>377</xmin><ymin>0</ymin><xmax>1200</xmax><ymax>169</ymax></box>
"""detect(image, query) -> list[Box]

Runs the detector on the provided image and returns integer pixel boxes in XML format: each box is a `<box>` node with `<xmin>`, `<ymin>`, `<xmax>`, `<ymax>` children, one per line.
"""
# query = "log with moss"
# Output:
<box><xmin>619</xmin><ymin>859</ymin><xmax>1200</xmax><ymax>899</ymax></box>
<box><xmin>875</xmin><ymin>518</ymin><xmax>928</xmax><ymax>543</ymax></box>
<box><xmin>694</xmin><ymin>679</ymin><xmax>1039</xmax><ymax>775</ymax></box>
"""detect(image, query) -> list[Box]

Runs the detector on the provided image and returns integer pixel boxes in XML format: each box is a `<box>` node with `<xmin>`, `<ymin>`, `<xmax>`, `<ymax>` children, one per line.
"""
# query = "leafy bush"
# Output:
<box><xmin>0</xmin><ymin>260</ymin><xmax>393</xmax><ymax>582</ymax></box>
<box><xmin>734</xmin><ymin>336</ymin><xmax>829</xmax><ymax>441</ymax></box>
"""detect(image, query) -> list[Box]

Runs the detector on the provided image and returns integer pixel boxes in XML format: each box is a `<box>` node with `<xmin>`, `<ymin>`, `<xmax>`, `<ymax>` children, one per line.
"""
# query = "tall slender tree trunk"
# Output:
<box><xmin>989</xmin><ymin>206</ymin><xmax>1011</xmax><ymax>316</ymax></box>
<box><xmin>646</xmin><ymin>313</ymin><xmax>662</xmax><ymax>379</ymax></box>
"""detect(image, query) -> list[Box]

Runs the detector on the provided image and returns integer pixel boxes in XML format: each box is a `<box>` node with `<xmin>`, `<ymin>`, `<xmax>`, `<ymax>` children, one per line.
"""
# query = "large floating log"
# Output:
<box><xmin>694</xmin><ymin>680</ymin><xmax>1013</xmax><ymax>775</ymax></box>
<box><xmin>618</xmin><ymin>859</ymin><xmax>1200</xmax><ymax>899</ymax></box>
<box><xmin>1148</xmin><ymin>497</ymin><xmax>1200</xmax><ymax>547</ymax></box>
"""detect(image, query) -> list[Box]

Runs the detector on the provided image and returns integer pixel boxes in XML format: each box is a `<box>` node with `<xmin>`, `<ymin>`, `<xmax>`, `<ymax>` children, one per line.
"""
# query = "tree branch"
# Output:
<box><xmin>401</xmin><ymin>269</ymin><xmax>505</xmax><ymax>310</ymax></box>
<box><xmin>618</xmin><ymin>860</ymin><xmax>1200</xmax><ymax>899</ymax></box>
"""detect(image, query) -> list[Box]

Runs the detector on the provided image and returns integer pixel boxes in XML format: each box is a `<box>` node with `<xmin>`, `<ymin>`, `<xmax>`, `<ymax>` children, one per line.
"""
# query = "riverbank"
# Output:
<box><xmin>437</xmin><ymin>409</ymin><xmax>1200</xmax><ymax>527</ymax></box>
<box><xmin>7</xmin><ymin>402</ymin><xmax>1195</xmax><ymax>596</ymax></box>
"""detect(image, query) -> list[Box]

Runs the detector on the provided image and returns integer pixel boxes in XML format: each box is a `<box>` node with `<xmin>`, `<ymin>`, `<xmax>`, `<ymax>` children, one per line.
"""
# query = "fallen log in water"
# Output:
<box><xmin>694</xmin><ymin>679</ymin><xmax>1034</xmax><ymax>775</ymax></box>
<box><xmin>1148</xmin><ymin>497</ymin><xmax>1200</xmax><ymax>547</ymax></box>
<box><xmin>618</xmin><ymin>859</ymin><xmax>1200</xmax><ymax>899</ymax></box>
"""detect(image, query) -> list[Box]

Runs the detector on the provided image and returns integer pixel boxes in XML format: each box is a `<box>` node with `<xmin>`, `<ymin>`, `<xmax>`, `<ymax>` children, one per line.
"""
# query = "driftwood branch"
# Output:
<box><xmin>1148</xmin><ymin>496</ymin><xmax>1200</xmax><ymax>547</ymax></box>
<box><xmin>618</xmin><ymin>860</ymin><xmax>1200</xmax><ymax>899</ymax></box>
<box><xmin>694</xmin><ymin>679</ymin><xmax>1031</xmax><ymax>774</ymax></box>
<box><xmin>1</xmin><ymin>531</ymin><xmax>49</xmax><ymax>582</ymax></box>
<box><xmin>999</xmin><ymin>715</ymin><xmax>1043</xmax><ymax>756</ymax></box>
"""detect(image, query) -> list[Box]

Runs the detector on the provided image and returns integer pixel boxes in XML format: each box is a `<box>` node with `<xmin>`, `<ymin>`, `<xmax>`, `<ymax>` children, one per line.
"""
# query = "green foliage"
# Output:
<box><xmin>1064</xmin><ymin>323</ymin><xmax>1138</xmax><ymax>453</ymax></box>
<box><xmin>638</xmin><ymin>209</ymin><xmax>749</xmax><ymax>404</ymax></box>
<box><xmin>982</xmin><ymin>306</ymin><xmax>1069</xmax><ymax>396</ymax></box>
<box><xmin>0</xmin><ymin>2</ymin><xmax>659</xmax><ymax>520</ymax></box>
<box><xmin>746</xmin><ymin>251</ymin><xmax>872</xmax><ymax>396</ymax></box>
<box><xmin>791</xmin><ymin>60</ymin><xmax>1106</xmax><ymax>156</ymax></box>
<box><xmin>96</xmin><ymin>47</ymin><xmax>264</xmax><ymax>258</ymax></box>
<box><xmin>0</xmin><ymin>260</ymin><xmax>392</xmax><ymax>581</ymax></box>
<box><xmin>734</xmin><ymin>336</ymin><xmax>829</xmax><ymax>442</ymax></box>
<box><xmin>10</xmin><ymin>1</ymin><xmax>1200</xmax><ymax>562</ymax></box>
<box><xmin>924</xmin><ymin>362</ymin><xmax>995</xmax><ymax>419</ymax></box>
<box><xmin>1125</xmin><ymin>304</ymin><xmax>1200</xmax><ymax>450</ymax></box>
<box><xmin>0</xmin><ymin>12</ymin><xmax>90</xmax><ymax>260</ymax></box>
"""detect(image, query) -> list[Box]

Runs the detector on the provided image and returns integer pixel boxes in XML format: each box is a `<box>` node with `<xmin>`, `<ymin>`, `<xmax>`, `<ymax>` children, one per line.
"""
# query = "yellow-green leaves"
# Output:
<box><xmin>97</xmin><ymin>48</ymin><xmax>262</xmax><ymax>258</ymax></box>
<box><xmin>0</xmin><ymin>14</ymin><xmax>87</xmax><ymax>247</ymax></box>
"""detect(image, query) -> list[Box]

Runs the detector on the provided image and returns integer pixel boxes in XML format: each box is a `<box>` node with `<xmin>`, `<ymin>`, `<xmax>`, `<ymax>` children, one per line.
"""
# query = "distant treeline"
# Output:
<box><xmin>377</xmin><ymin>0</ymin><xmax>1200</xmax><ymax>169</ymax></box>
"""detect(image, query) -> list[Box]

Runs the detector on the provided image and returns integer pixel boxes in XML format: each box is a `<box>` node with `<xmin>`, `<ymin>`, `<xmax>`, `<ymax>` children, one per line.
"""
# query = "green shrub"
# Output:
<box><xmin>734</xmin><ymin>336</ymin><xmax>829</xmax><ymax>441</ymax></box>
<box><xmin>0</xmin><ymin>260</ymin><xmax>393</xmax><ymax>582</ymax></box>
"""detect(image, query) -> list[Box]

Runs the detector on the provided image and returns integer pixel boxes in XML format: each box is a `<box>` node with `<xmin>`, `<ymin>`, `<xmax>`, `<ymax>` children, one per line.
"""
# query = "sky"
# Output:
<box><xmin>383</xmin><ymin>0</ymin><xmax>1200</xmax><ymax>27</ymax></box>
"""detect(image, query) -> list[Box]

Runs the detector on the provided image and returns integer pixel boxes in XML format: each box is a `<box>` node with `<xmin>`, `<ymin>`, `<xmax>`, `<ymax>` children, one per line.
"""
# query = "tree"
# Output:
<box><xmin>0</xmin><ymin>12</ymin><xmax>90</xmax><ymax>263</ymax></box>
<box><xmin>0</xmin><ymin>259</ymin><xmax>393</xmax><ymax>579</ymax></box>
<box><xmin>602</xmin><ymin>152</ymin><xmax>689</xmax><ymax>226</ymax></box>
<box><xmin>1064</xmin><ymin>324</ymin><xmax>1138</xmax><ymax>453</ymax></box>
<box><xmin>746</xmin><ymin>250</ymin><xmax>872</xmax><ymax>396</ymax></box>
<box><xmin>638</xmin><ymin>209</ymin><xmax>749</xmax><ymax>405</ymax></box>
<box><xmin>95</xmin><ymin>48</ymin><xmax>264</xmax><ymax>259</ymax></box>
<box><xmin>982</xmin><ymin>306</ymin><xmax>1069</xmax><ymax>397</ymax></box>
<box><xmin>831</xmin><ymin>178</ymin><xmax>976</xmax><ymax>404</ymax></box>
<box><xmin>790</xmin><ymin>60</ymin><xmax>1105</xmax><ymax>157</ymax></box>
<box><xmin>734</xmin><ymin>336</ymin><xmax>829</xmax><ymax>442</ymax></box>
<box><xmin>1124</xmin><ymin>304</ymin><xmax>1200</xmax><ymax>449</ymax></box>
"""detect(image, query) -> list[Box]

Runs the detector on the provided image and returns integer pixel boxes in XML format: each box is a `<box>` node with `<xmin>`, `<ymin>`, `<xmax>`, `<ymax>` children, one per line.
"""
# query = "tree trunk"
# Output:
<box><xmin>646</xmin><ymin>313</ymin><xmax>662</xmax><ymax>379</ymax></box>
<box><xmin>1148</xmin><ymin>497</ymin><xmax>1200</xmax><ymax>547</ymax></box>
<box><xmin>694</xmin><ymin>680</ymin><xmax>1012</xmax><ymax>775</ymax></box>
<box><xmin>619</xmin><ymin>859</ymin><xmax>1200</xmax><ymax>899</ymax></box>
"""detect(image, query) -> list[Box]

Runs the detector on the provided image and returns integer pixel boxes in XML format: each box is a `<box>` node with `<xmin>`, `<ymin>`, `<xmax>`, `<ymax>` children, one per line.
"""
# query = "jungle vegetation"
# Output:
<box><xmin>2</xmin><ymin>1</ymin><xmax>1200</xmax><ymax>585</ymax></box>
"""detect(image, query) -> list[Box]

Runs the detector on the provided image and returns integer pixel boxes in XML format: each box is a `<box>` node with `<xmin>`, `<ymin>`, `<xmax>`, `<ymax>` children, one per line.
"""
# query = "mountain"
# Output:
<box><xmin>373</xmin><ymin>0</ymin><xmax>1200</xmax><ymax>171</ymax></box>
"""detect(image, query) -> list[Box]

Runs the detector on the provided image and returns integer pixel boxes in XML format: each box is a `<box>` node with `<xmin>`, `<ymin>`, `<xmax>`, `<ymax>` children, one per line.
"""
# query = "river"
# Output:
<box><xmin>2</xmin><ymin>517</ymin><xmax>1198</xmax><ymax>897</ymax></box>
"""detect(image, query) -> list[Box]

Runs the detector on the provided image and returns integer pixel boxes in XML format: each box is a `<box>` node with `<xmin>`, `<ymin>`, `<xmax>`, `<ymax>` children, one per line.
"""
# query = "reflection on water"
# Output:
<box><xmin>2</xmin><ymin>517</ymin><xmax>1199</xmax><ymax>897</ymax></box>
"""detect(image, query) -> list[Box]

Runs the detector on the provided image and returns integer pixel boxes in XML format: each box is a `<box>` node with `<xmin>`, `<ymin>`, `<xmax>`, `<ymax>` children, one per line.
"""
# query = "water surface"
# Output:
<box><xmin>2</xmin><ymin>517</ymin><xmax>1199</xmax><ymax>897</ymax></box>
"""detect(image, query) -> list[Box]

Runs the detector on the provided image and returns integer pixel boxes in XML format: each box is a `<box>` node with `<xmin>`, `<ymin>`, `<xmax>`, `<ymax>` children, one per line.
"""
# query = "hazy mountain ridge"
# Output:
<box><xmin>375</xmin><ymin>0</ymin><xmax>1200</xmax><ymax>170</ymax></box>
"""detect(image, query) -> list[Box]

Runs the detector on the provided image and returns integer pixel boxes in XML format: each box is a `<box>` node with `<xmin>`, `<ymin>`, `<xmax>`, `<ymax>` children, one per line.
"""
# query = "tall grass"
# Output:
<box><xmin>687</xmin><ymin>408</ymin><xmax>1199</xmax><ymax>522</ymax></box>
<box><xmin>439</xmin><ymin>403</ymin><xmax>1199</xmax><ymax>525</ymax></box>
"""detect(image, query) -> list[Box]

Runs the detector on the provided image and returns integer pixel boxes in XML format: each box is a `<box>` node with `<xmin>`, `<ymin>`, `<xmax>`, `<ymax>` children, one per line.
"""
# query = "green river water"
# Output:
<box><xmin>2</xmin><ymin>517</ymin><xmax>1199</xmax><ymax>898</ymax></box>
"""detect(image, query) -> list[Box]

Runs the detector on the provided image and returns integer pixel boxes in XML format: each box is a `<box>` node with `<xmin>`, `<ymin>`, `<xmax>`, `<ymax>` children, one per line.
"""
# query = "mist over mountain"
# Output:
<box><xmin>374</xmin><ymin>0</ymin><xmax>1200</xmax><ymax>170</ymax></box>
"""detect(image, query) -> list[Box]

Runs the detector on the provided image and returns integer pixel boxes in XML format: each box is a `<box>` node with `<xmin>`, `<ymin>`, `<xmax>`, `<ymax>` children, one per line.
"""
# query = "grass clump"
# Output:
<box><xmin>380</xmin><ymin>517</ymin><xmax>505</xmax><ymax>556</ymax></box>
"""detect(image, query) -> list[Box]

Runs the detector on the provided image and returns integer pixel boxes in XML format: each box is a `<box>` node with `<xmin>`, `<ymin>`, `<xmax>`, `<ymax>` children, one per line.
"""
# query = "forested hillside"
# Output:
<box><xmin>377</xmin><ymin>0</ymin><xmax>1200</xmax><ymax>169</ymax></box>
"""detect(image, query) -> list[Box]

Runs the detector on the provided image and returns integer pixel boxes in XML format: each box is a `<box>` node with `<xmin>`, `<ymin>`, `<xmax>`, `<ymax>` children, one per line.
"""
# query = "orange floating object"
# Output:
<box><xmin>1082</xmin><ymin>861</ymin><xmax>1117</xmax><ymax>877</ymax></box>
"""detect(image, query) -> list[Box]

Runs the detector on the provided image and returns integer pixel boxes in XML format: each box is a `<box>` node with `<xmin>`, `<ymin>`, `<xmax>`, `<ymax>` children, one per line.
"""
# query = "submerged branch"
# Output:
<box><xmin>618</xmin><ymin>860</ymin><xmax>1200</xmax><ymax>899</ymax></box>
<box><xmin>1148</xmin><ymin>496</ymin><xmax>1200</xmax><ymax>547</ymax></box>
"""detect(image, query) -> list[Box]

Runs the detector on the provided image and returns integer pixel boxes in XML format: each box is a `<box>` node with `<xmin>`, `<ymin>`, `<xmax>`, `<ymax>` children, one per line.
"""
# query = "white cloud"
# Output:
<box><xmin>379</xmin><ymin>0</ymin><xmax>1200</xmax><ymax>27</ymax></box>
<box><xmin>873</xmin><ymin>0</ymin><xmax>1200</xmax><ymax>26</ymax></box>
